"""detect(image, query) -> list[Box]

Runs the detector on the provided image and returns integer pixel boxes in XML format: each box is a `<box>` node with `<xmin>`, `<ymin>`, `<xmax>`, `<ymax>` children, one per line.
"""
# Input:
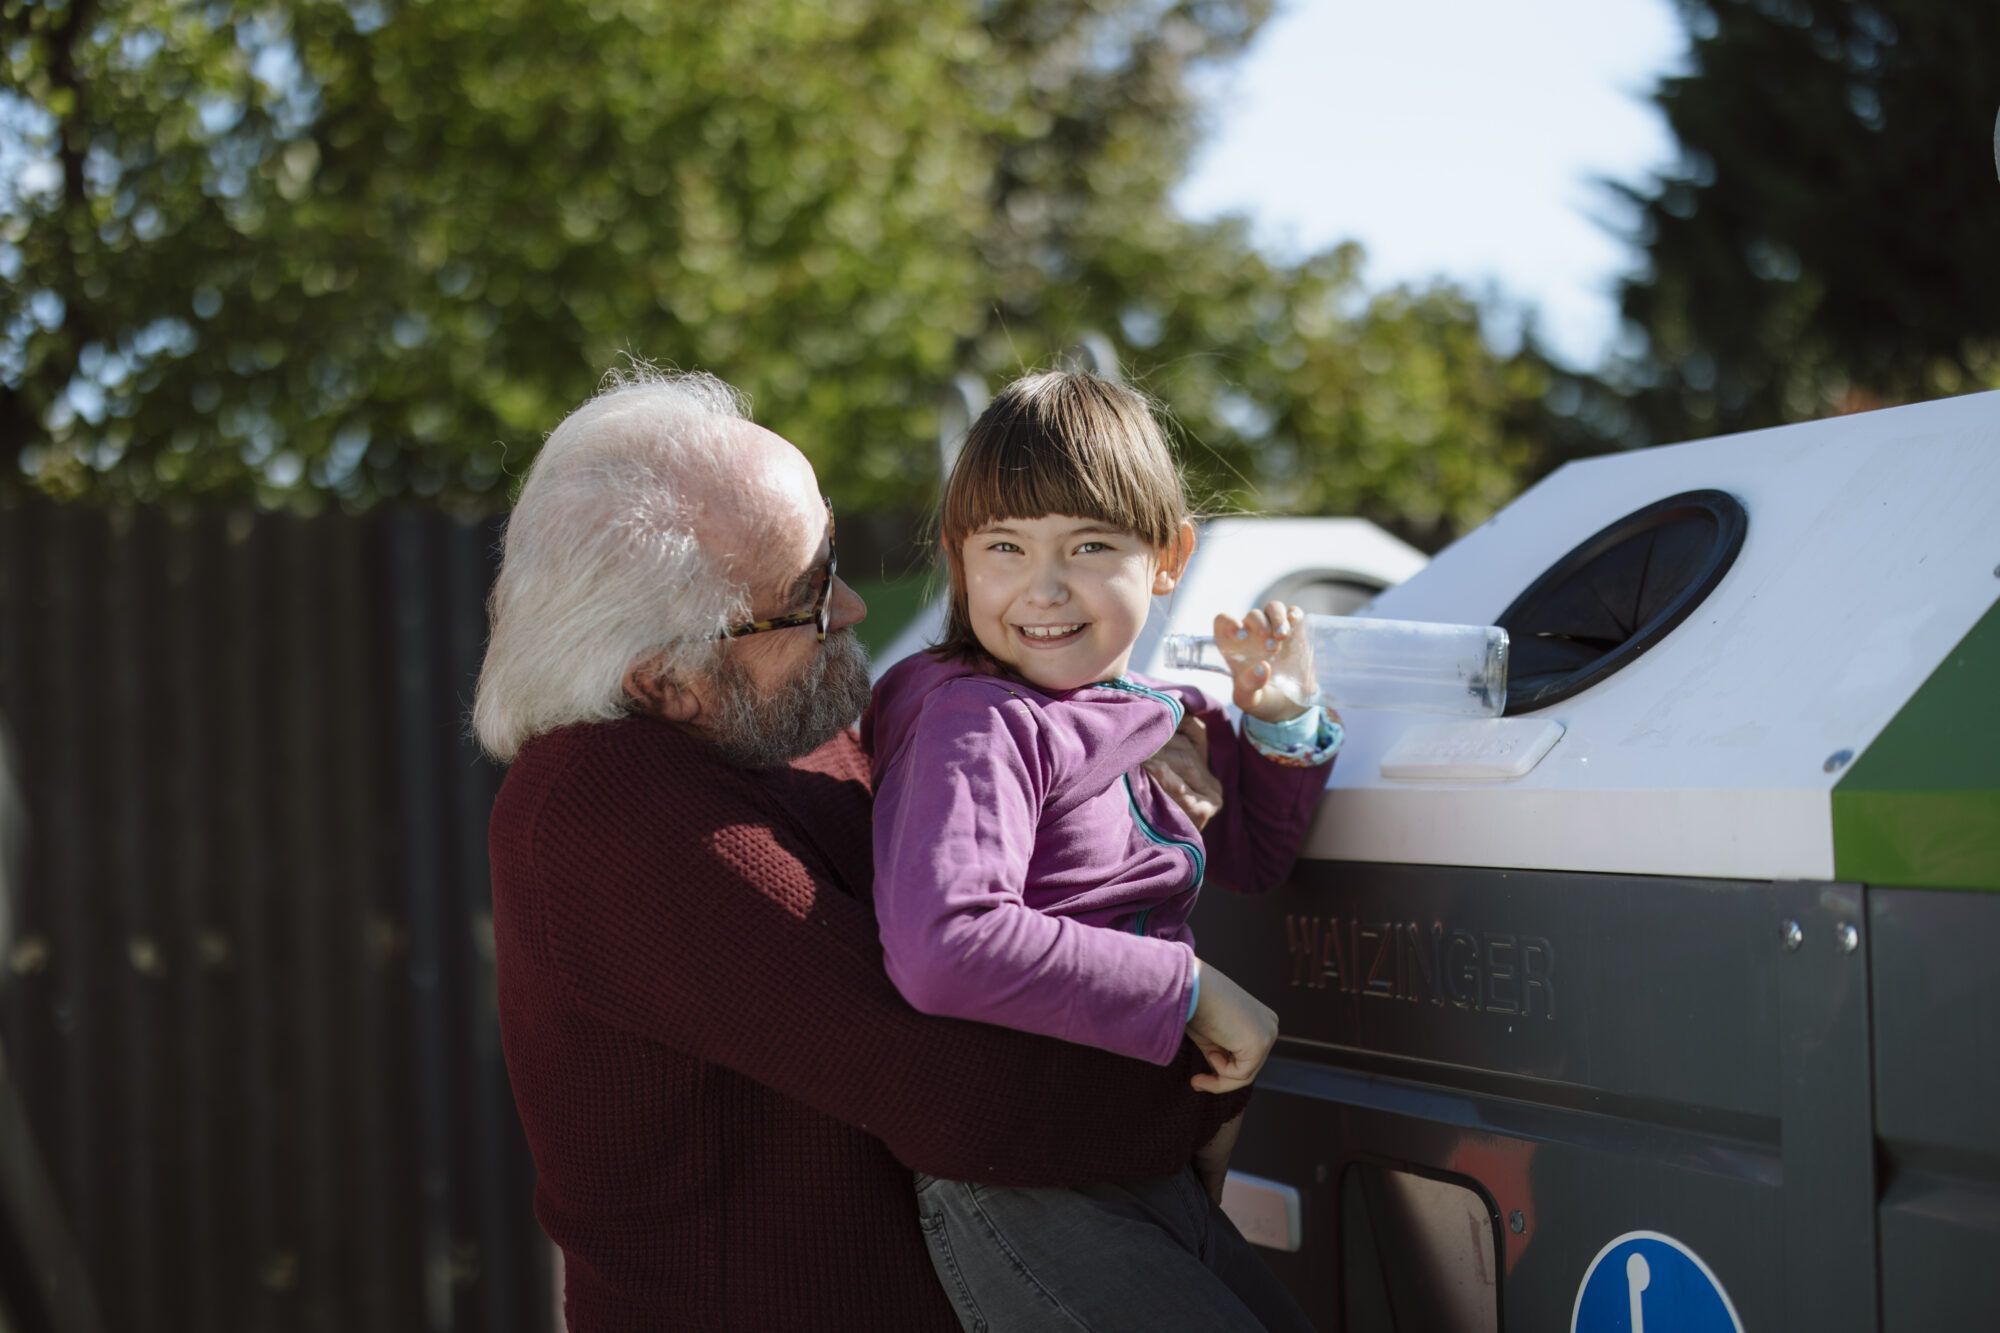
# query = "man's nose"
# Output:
<box><xmin>828</xmin><ymin>575</ymin><xmax>867</xmax><ymax>630</ymax></box>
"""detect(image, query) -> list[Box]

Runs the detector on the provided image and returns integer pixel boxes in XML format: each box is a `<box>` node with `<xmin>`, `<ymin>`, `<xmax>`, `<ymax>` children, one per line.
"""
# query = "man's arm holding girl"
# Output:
<box><xmin>522</xmin><ymin>735</ymin><xmax>1245</xmax><ymax>1188</ymax></box>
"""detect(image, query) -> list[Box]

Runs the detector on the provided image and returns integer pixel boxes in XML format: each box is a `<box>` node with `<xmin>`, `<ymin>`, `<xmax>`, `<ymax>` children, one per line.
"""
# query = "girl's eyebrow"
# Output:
<box><xmin>976</xmin><ymin>521</ymin><xmax>1127</xmax><ymax>537</ymax></box>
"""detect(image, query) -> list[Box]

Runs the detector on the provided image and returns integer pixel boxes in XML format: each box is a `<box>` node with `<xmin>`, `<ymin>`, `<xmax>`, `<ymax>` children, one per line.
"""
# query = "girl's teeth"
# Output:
<box><xmin>1021</xmin><ymin>625</ymin><xmax>1080</xmax><ymax>639</ymax></box>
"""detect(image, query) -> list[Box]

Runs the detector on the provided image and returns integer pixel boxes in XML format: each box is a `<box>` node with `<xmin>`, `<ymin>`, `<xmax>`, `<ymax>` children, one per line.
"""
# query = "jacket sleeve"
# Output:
<box><xmin>526</xmin><ymin>738</ymin><xmax>1244</xmax><ymax>1186</ymax></box>
<box><xmin>871</xmin><ymin>683</ymin><xmax>1196</xmax><ymax>1066</ymax></box>
<box><xmin>1182</xmin><ymin>689</ymin><xmax>1336</xmax><ymax>895</ymax></box>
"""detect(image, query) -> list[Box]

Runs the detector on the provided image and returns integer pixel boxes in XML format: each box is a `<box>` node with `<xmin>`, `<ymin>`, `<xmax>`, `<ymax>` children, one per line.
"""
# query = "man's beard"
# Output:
<box><xmin>702</xmin><ymin>629</ymin><xmax>873</xmax><ymax>769</ymax></box>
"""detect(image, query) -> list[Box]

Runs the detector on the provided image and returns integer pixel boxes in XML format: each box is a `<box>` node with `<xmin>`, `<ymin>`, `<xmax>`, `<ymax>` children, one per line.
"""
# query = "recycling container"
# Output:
<box><xmin>1165</xmin><ymin>391</ymin><xmax>2000</xmax><ymax>1333</ymax></box>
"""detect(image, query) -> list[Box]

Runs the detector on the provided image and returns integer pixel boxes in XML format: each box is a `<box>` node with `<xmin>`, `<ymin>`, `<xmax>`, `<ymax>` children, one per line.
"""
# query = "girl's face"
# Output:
<box><xmin>959</xmin><ymin>513</ymin><xmax>1192</xmax><ymax>691</ymax></box>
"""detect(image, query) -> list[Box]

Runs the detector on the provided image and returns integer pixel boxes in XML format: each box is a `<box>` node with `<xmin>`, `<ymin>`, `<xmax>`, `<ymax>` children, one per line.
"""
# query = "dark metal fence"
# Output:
<box><xmin>0</xmin><ymin>498</ymin><xmax>548</xmax><ymax>1333</ymax></box>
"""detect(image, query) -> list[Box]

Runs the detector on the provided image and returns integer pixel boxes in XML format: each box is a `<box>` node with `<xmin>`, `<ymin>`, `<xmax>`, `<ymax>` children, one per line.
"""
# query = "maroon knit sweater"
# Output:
<box><xmin>489</xmin><ymin>716</ymin><xmax>1248</xmax><ymax>1331</ymax></box>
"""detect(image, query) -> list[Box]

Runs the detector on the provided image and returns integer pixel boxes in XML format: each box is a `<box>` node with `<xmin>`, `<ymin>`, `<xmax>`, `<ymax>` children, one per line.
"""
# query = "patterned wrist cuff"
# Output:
<box><xmin>1244</xmin><ymin>705</ymin><xmax>1344</xmax><ymax>768</ymax></box>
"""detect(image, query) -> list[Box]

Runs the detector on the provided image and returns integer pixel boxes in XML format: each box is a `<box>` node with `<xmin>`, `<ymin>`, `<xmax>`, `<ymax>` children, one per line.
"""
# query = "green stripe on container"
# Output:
<box><xmin>1833</xmin><ymin>598</ymin><xmax>2000</xmax><ymax>892</ymax></box>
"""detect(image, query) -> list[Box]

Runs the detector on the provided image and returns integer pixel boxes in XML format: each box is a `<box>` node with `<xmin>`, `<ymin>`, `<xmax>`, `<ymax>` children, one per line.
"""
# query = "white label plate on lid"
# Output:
<box><xmin>1380</xmin><ymin>719</ymin><xmax>1565</xmax><ymax>780</ymax></box>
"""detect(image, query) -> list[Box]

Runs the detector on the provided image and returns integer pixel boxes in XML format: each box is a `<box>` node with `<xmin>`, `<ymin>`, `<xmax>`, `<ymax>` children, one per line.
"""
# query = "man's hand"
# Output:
<box><xmin>1193</xmin><ymin>1110</ymin><xmax>1243</xmax><ymax>1207</ymax></box>
<box><xmin>1142</xmin><ymin>713</ymin><xmax>1222</xmax><ymax>831</ymax></box>
<box><xmin>1185</xmin><ymin>961</ymin><xmax>1277</xmax><ymax>1094</ymax></box>
<box><xmin>1212</xmin><ymin>602</ymin><xmax>1313</xmax><ymax>723</ymax></box>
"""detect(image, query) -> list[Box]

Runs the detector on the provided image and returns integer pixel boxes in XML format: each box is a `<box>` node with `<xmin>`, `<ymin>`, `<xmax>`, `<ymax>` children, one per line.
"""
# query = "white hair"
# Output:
<box><xmin>472</xmin><ymin>366</ymin><xmax>753</xmax><ymax>762</ymax></box>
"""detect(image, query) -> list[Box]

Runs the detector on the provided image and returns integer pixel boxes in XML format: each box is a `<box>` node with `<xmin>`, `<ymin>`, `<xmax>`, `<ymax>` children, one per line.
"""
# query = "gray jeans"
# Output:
<box><xmin>912</xmin><ymin>1168</ymin><xmax>1317</xmax><ymax>1332</ymax></box>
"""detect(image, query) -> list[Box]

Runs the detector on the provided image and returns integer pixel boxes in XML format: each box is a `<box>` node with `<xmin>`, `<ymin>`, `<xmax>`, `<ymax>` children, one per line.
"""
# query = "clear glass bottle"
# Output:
<box><xmin>1162</xmin><ymin>614</ymin><xmax>1508</xmax><ymax>717</ymax></box>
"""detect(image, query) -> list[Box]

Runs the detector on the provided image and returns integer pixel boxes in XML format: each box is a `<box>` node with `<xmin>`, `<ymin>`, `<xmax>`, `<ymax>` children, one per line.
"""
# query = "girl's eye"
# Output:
<box><xmin>986</xmin><ymin>540</ymin><xmax>1021</xmax><ymax>554</ymax></box>
<box><xmin>1075</xmin><ymin>541</ymin><xmax>1110</xmax><ymax>555</ymax></box>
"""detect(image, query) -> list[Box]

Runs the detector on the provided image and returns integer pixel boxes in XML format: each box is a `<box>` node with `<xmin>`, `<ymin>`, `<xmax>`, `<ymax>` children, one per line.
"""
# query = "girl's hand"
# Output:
<box><xmin>1185</xmin><ymin>960</ymin><xmax>1278</xmax><ymax>1094</ymax></box>
<box><xmin>1213</xmin><ymin>602</ymin><xmax>1313</xmax><ymax>723</ymax></box>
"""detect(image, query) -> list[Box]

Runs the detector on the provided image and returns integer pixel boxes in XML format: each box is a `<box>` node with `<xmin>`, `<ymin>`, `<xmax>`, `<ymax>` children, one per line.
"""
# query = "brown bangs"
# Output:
<box><xmin>930</xmin><ymin>370</ymin><xmax>1190</xmax><ymax>663</ymax></box>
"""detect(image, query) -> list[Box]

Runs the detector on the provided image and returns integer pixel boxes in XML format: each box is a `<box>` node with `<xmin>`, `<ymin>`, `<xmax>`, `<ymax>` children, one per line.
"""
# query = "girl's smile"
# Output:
<box><xmin>960</xmin><ymin>513</ymin><xmax>1192</xmax><ymax>691</ymax></box>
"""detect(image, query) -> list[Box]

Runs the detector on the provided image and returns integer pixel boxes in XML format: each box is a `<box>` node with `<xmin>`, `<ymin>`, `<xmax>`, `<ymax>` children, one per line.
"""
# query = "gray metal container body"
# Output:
<box><xmin>1194</xmin><ymin>862</ymin><xmax>2000</xmax><ymax>1331</ymax></box>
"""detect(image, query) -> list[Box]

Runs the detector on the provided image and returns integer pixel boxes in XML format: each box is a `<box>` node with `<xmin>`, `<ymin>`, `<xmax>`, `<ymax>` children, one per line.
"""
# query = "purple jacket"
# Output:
<box><xmin>861</xmin><ymin>651</ymin><xmax>1334</xmax><ymax>1067</ymax></box>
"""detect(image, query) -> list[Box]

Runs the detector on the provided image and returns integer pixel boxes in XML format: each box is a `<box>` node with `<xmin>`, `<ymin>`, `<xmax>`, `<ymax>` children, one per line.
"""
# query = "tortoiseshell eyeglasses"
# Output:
<box><xmin>716</xmin><ymin>498</ymin><xmax>837</xmax><ymax>643</ymax></box>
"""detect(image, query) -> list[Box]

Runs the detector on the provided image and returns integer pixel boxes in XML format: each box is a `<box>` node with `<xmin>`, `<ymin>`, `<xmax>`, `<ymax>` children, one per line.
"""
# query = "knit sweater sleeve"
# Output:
<box><xmin>525</xmin><ymin>728</ymin><xmax>1244</xmax><ymax>1186</ymax></box>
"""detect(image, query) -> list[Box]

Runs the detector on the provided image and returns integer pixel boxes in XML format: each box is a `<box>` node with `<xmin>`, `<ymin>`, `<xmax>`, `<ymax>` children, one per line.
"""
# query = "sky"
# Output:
<box><xmin>1176</xmin><ymin>0</ymin><xmax>1688</xmax><ymax>368</ymax></box>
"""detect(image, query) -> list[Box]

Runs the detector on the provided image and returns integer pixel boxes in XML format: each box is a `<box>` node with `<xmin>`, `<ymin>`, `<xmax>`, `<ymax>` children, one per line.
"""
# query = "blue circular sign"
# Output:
<box><xmin>1571</xmin><ymin>1231</ymin><xmax>1744</xmax><ymax>1333</ymax></box>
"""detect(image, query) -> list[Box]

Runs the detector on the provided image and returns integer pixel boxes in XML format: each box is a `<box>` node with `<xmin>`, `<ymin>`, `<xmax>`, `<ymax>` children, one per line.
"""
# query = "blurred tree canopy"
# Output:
<box><xmin>3</xmin><ymin>0</ymin><xmax>1567</xmax><ymax>543</ymax></box>
<box><xmin>1612</xmin><ymin>0</ymin><xmax>2000</xmax><ymax>442</ymax></box>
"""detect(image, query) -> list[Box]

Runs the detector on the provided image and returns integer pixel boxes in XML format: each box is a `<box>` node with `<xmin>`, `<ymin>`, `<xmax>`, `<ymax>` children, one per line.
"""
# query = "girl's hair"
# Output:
<box><xmin>929</xmin><ymin>369</ymin><xmax>1190</xmax><ymax>663</ymax></box>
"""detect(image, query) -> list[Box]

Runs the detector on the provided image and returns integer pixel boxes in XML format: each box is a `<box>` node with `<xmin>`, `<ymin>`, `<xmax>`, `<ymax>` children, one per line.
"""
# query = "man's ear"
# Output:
<box><xmin>623</xmin><ymin>656</ymin><xmax>701</xmax><ymax>723</ymax></box>
<box><xmin>1152</xmin><ymin>520</ymin><xmax>1198</xmax><ymax>596</ymax></box>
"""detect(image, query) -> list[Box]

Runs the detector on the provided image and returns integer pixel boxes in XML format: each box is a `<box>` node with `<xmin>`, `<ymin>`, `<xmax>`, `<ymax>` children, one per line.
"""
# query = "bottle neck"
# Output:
<box><xmin>1161</xmin><ymin>633</ymin><xmax>1231</xmax><ymax>676</ymax></box>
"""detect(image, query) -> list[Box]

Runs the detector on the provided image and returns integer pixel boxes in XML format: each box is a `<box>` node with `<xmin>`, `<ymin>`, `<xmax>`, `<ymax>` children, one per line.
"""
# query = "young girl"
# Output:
<box><xmin>862</xmin><ymin>371</ymin><xmax>1341</xmax><ymax>1332</ymax></box>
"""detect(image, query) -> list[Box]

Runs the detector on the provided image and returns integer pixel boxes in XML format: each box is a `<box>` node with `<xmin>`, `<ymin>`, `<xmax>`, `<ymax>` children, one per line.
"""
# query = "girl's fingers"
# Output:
<box><xmin>1216</xmin><ymin>605</ymin><xmax>1301</xmax><ymax>645</ymax></box>
<box><xmin>1263</xmin><ymin>602</ymin><xmax>1303</xmax><ymax>656</ymax></box>
<box><xmin>1215</xmin><ymin>606</ymin><xmax>1304</xmax><ymax>659</ymax></box>
<box><xmin>1192</xmin><ymin>1052</ymin><xmax>1253</xmax><ymax>1094</ymax></box>
<box><xmin>1242</xmin><ymin>606</ymin><xmax>1269</xmax><ymax>647</ymax></box>
<box><xmin>1194</xmin><ymin>1049</ymin><xmax>1241</xmax><ymax>1080</ymax></box>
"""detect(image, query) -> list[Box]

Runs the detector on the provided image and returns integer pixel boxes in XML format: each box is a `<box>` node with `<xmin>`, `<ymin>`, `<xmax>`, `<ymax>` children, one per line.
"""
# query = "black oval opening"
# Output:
<box><xmin>1496</xmin><ymin>489</ymin><xmax>1747</xmax><ymax>715</ymax></box>
<box><xmin>1254</xmin><ymin>569</ymin><xmax>1386</xmax><ymax>618</ymax></box>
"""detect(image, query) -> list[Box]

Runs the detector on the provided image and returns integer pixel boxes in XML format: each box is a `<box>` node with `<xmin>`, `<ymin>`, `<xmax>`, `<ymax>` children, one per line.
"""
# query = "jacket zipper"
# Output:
<box><xmin>1097</xmin><ymin>677</ymin><xmax>1206</xmax><ymax>910</ymax></box>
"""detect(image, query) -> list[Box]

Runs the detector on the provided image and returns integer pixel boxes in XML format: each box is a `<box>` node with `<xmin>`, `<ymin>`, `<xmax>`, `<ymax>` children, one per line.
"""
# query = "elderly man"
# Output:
<box><xmin>474</xmin><ymin>369</ymin><xmax>1249</xmax><ymax>1331</ymax></box>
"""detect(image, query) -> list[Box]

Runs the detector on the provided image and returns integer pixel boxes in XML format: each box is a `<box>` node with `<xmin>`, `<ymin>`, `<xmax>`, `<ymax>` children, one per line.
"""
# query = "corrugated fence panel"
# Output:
<box><xmin>166</xmin><ymin>505</ymin><xmax>223</xmax><ymax>1333</ymax></box>
<box><xmin>0</xmin><ymin>497</ymin><xmax>550</xmax><ymax>1333</ymax></box>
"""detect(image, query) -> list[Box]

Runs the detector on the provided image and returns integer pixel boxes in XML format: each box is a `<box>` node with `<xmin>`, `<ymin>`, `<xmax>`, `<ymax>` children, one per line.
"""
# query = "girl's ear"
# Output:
<box><xmin>1152</xmin><ymin>520</ymin><xmax>1198</xmax><ymax>595</ymax></box>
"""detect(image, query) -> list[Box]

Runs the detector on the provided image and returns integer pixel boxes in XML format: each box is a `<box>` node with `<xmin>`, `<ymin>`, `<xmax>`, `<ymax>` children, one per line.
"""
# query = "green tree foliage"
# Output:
<box><xmin>5</xmin><ymin>0</ymin><xmax>1000</xmax><ymax>501</ymax></box>
<box><xmin>1102</xmin><ymin>237</ymin><xmax>1560</xmax><ymax>552</ymax></box>
<box><xmin>4</xmin><ymin>0</ymin><xmax>1565</xmax><ymax>544</ymax></box>
<box><xmin>957</xmin><ymin>0</ymin><xmax>1564</xmax><ymax>547</ymax></box>
<box><xmin>1613</xmin><ymin>0</ymin><xmax>2000</xmax><ymax>442</ymax></box>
